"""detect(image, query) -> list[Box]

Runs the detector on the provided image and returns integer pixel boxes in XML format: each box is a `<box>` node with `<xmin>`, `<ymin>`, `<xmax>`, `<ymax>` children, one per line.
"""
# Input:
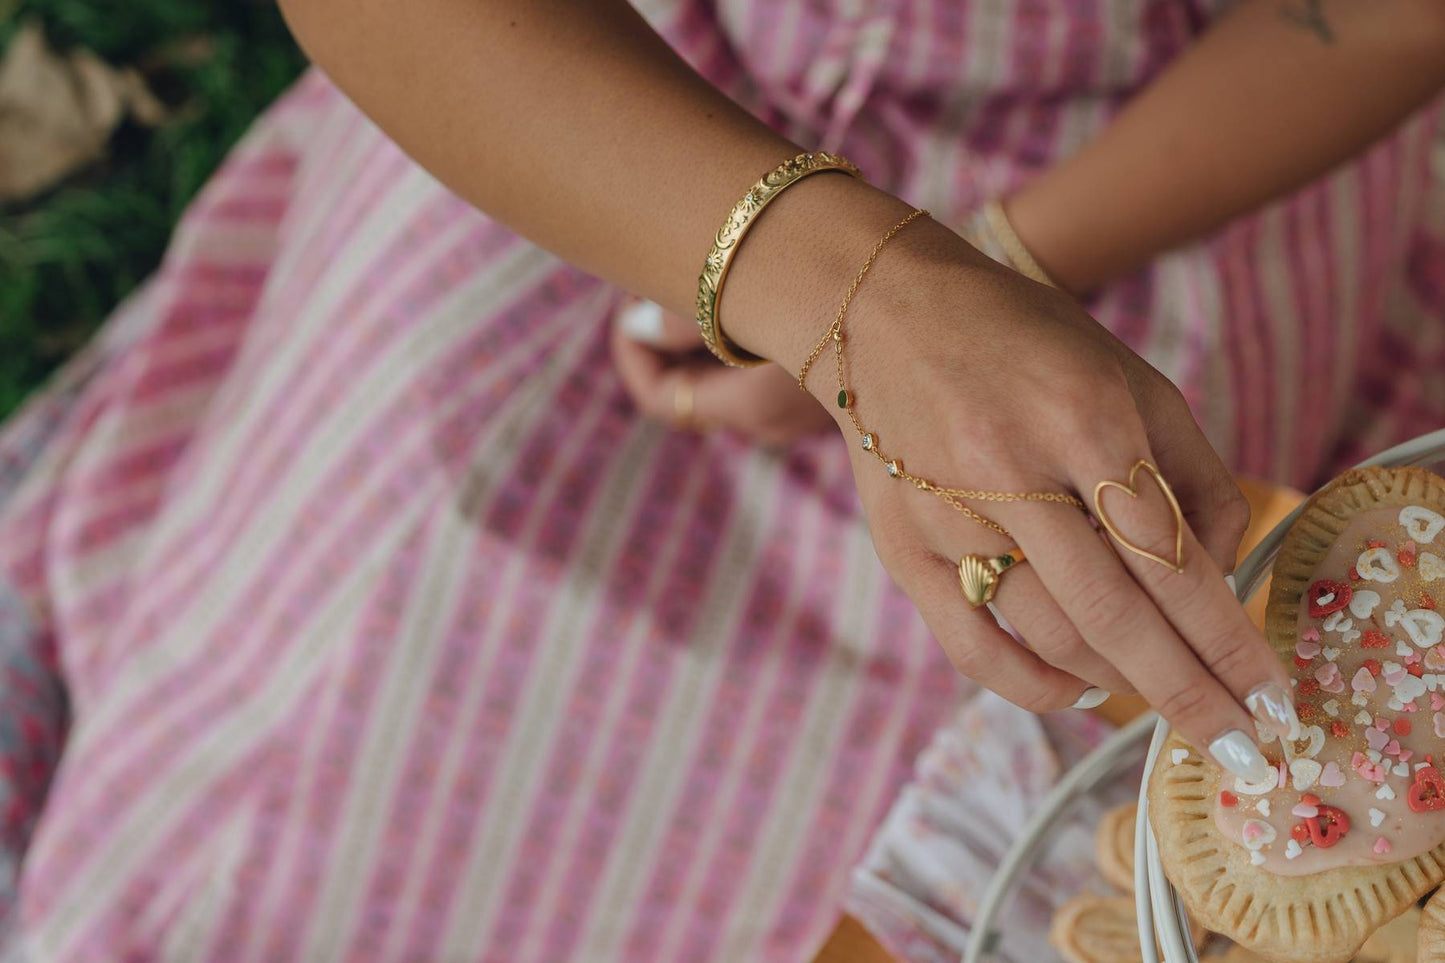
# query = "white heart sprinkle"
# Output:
<box><xmin>1285</xmin><ymin>839</ymin><xmax>1303</xmax><ymax>859</ymax></box>
<box><xmin>1353</xmin><ymin>692</ymin><xmax>1369</xmax><ymax>707</ymax></box>
<box><xmin>1171</xmin><ymin>748</ymin><xmax>1189</xmax><ymax>765</ymax></box>
<box><xmin>1367</xmin><ymin>749</ymin><xmax>1383</xmax><ymax>764</ymax></box>
<box><xmin>1351</xmin><ymin>590</ymin><xmax>1383</xmax><ymax>620</ymax></box>
<box><xmin>1395</xmin><ymin>762</ymin><xmax>1411</xmax><ymax>777</ymax></box>
<box><xmin>1399</xmin><ymin>640</ymin><xmax>1416</xmax><ymax>657</ymax></box>
<box><xmin>1324</xmin><ymin>647</ymin><xmax>1342</xmax><ymax>661</ymax></box>
<box><xmin>1355</xmin><ymin>711</ymin><xmax>1373</xmax><ymax>725</ymax></box>
<box><xmin>1358</xmin><ymin>547</ymin><xmax>1402</xmax><ymax>583</ymax></box>
<box><xmin>1318</xmin><ymin>592</ymin><xmax>1337</xmax><ymax>607</ymax></box>
<box><xmin>1342</xmin><ymin>630</ymin><xmax>1362</xmax><ymax>645</ymax></box>
<box><xmin>1370</xmin><ymin>807</ymin><xmax>1387</xmax><ymax>827</ymax></box>
<box><xmin>1257</xmin><ymin>799</ymin><xmax>1271</xmax><ymax>817</ymax></box>
<box><xmin>1401</xmin><ymin>506</ymin><xmax>1445</xmax><ymax>544</ymax></box>
<box><xmin>1249</xmin><ymin>850</ymin><xmax>1266</xmax><ymax>865</ymax></box>
<box><xmin>1323</xmin><ymin>699</ymin><xmax>1340</xmax><ymax>717</ymax></box>
<box><xmin>1422</xmin><ymin>552</ymin><xmax>1445</xmax><ymax>582</ymax></box>
<box><xmin>1290</xmin><ymin>758</ymin><xmax>1323</xmax><ymax>790</ymax></box>
<box><xmin>1378</xmin><ymin>784</ymin><xmax>1398</xmax><ymax>800</ymax></box>
<box><xmin>1324</xmin><ymin>611</ymin><xmax>1351</xmax><ymax>632</ymax></box>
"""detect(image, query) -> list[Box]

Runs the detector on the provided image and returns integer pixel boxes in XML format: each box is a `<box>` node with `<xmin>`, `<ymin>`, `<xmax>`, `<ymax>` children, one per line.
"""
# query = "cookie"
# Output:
<box><xmin>1359</xmin><ymin>905</ymin><xmax>1420</xmax><ymax>963</ymax></box>
<box><xmin>1097</xmin><ymin>802</ymin><xmax>1138</xmax><ymax>892</ymax></box>
<box><xmin>1149</xmin><ymin>467</ymin><xmax>1445</xmax><ymax>963</ymax></box>
<box><xmin>1049</xmin><ymin>894</ymin><xmax>1207</xmax><ymax>963</ymax></box>
<box><xmin>1419</xmin><ymin>889</ymin><xmax>1445</xmax><ymax>961</ymax></box>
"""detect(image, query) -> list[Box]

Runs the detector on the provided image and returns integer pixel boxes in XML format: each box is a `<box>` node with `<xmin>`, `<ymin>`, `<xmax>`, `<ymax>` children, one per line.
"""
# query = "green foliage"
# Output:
<box><xmin>0</xmin><ymin>1</ymin><xmax>305</xmax><ymax>417</ymax></box>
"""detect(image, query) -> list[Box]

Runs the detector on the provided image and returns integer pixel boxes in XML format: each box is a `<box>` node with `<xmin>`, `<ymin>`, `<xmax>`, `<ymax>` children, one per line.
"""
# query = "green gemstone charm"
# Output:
<box><xmin>861</xmin><ymin>433</ymin><xmax>875</xmax><ymax>451</ymax></box>
<box><xmin>837</xmin><ymin>389</ymin><xmax>850</xmax><ymax>409</ymax></box>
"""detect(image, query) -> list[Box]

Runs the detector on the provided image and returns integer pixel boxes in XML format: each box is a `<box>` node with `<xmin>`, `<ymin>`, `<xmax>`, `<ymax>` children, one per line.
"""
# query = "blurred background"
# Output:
<box><xmin>0</xmin><ymin>0</ymin><xmax>302</xmax><ymax>417</ymax></box>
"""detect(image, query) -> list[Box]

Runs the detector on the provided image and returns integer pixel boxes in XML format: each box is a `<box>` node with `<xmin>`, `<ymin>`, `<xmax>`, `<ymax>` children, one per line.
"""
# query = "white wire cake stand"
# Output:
<box><xmin>961</xmin><ymin>427</ymin><xmax>1445</xmax><ymax>963</ymax></box>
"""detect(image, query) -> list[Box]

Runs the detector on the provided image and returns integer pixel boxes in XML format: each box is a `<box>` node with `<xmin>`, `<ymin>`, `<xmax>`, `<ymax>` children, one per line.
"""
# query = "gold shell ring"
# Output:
<box><xmin>958</xmin><ymin>548</ymin><xmax>1027</xmax><ymax>608</ymax></box>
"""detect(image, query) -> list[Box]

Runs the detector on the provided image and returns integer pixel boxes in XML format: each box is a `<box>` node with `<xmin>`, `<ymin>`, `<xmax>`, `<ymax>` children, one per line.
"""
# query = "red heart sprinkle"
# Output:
<box><xmin>1410</xmin><ymin>663</ymin><xmax>1424</xmax><ymax>678</ymax></box>
<box><xmin>1307</xmin><ymin>805</ymin><xmax>1351</xmax><ymax>848</ymax></box>
<box><xmin>1298</xmin><ymin>679</ymin><xmax>1321</xmax><ymax>696</ymax></box>
<box><xmin>1331</xmin><ymin>721</ymin><xmax>1350</xmax><ymax>738</ymax></box>
<box><xmin>1364</xmin><ymin>659</ymin><xmax>1382</xmax><ymax>677</ymax></box>
<box><xmin>1301</xmin><ymin>792</ymin><xmax>1321</xmax><ymax>806</ymax></box>
<box><xmin>1423</xmin><ymin>594</ymin><xmax>1438</xmax><ymax>610</ymax></box>
<box><xmin>1294</xmin><ymin>656</ymin><xmax>1312</xmax><ymax>670</ymax></box>
<box><xmin>1219</xmin><ymin>791</ymin><xmax>1238</xmax><ymax>807</ymax></box>
<box><xmin>1290</xmin><ymin>823</ymin><xmax>1311</xmax><ymax>843</ymax></box>
<box><xmin>1401</xmin><ymin>549</ymin><xmax>1418</xmax><ymax>568</ymax></box>
<box><xmin>1396</xmin><ymin>718</ymin><xmax>1413</xmax><ymax>736</ymax></box>
<box><xmin>1369</xmin><ymin>540</ymin><xmax>1388</xmax><ymax>549</ymax></box>
<box><xmin>1297</xmin><ymin>703</ymin><xmax>1318</xmax><ymax>721</ymax></box>
<box><xmin>1362</xmin><ymin>631</ymin><xmax>1390</xmax><ymax>649</ymax></box>
<box><xmin>1350</xmin><ymin>569</ymin><xmax>1363</xmax><ymax>581</ymax></box>
<box><xmin>1307</xmin><ymin>580</ymin><xmax>1353</xmax><ymax>618</ymax></box>
<box><xmin>1408</xmin><ymin>765</ymin><xmax>1445</xmax><ymax>813</ymax></box>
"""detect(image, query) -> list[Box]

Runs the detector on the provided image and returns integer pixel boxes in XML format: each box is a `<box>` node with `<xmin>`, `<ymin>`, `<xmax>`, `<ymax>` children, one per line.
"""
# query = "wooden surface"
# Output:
<box><xmin>810</xmin><ymin>476</ymin><xmax>1304</xmax><ymax>963</ymax></box>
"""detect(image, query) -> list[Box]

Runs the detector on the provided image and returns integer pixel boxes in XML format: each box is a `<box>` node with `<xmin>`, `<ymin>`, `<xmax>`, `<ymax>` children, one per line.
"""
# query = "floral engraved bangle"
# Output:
<box><xmin>695</xmin><ymin>151</ymin><xmax>862</xmax><ymax>367</ymax></box>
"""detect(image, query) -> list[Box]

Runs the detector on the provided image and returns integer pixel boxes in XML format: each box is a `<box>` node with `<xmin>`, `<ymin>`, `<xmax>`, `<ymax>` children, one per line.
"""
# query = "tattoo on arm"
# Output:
<box><xmin>1280</xmin><ymin>0</ymin><xmax>1336</xmax><ymax>44</ymax></box>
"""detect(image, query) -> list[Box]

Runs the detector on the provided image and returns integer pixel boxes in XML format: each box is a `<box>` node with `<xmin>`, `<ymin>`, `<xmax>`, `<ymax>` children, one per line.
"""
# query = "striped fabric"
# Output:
<box><xmin>0</xmin><ymin>1</ymin><xmax>1442</xmax><ymax>959</ymax></box>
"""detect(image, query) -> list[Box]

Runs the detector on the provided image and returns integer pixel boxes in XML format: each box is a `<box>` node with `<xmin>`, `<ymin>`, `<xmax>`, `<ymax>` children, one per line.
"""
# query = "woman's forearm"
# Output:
<box><xmin>1007</xmin><ymin>0</ymin><xmax>1445</xmax><ymax>293</ymax></box>
<box><xmin>277</xmin><ymin>0</ymin><xmax>915</xmax><ymax>367</ymax></box>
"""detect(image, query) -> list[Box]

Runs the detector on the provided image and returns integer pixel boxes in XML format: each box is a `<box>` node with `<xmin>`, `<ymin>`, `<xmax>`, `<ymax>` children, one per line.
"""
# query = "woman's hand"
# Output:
<box><xmin>609</xmin><ymin>299</ymin><xmax>834</xmax><ymax>446</ymax></box>
<box><xmin>727</xmin><ymin>196</ymin><xmax>1294</xmax><ymax>784</ymax></box>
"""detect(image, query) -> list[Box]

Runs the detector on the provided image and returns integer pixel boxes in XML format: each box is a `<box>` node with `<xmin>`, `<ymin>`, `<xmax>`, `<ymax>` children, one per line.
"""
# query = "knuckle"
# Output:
<box><xmin>1066</xmin><ymin>575</ymin><xmax>1138</xmax><ymax>635</ymax></box>
<box><xmin>1201</xmin><ymin>632</ymin><xmax>1261</xmax><ymax>682</ymax></box>
<box><xmin>1153</xmin><ymin>681</ymin><xmax>1214</xmax><ymax>727</ymax></box>
<box><xmin>942</xmin><ymin>636</ymin><xmax>988</xmax><ymax>680</ymax></box>
<box><xmin>1214</xmin><ymin>486</ymin><xmax>1252</xmax><ymax>540</ymax></box>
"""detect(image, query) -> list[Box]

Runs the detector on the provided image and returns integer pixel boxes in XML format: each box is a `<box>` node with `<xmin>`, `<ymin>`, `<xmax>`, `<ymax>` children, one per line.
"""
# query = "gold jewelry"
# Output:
<box><xmin>981</xmin><ymin>199</ymin><xmax>1056</xmax><ymax>288</ymax></box>
<box><xmin>958</xmin><ymin>548</ymin><xmax>1026</xmax><ymax>608</ymax></box>
<box><xmin>796</xmin><ymin>208</ymin><xmax>929</xmax><ymax>391</ymax></box>
<box><xmin>696</xmin><ymin>151</ymin><xmax>862</xmax><ymax>367</ymax></box>
<box><xmin>1092</xmin><ymin>459</ymin><xmax>1186</xmax><ymax>573</ymax></box>
<box><xmin>798</xmin><ymin>208</ymin><xmax>1087</xmax><ymax>542</ymax></box>
<box><xmin>673</xmin><ymin>376</ymin><xmax>696</xmax><ymax>429</ymax></box>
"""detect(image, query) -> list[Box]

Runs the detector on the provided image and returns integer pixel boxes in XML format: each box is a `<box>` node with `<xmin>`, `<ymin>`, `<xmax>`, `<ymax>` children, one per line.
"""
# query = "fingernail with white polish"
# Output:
<box><xmin>1224</xmin><ymin>573</ymin><xmax>1237</xmax><ymax>595</ymax></box>
<box><xmin>1208</xmin><ymin>729</ymin><xmax>1273</xmax><ymax>783</ymax></box>
<box><xmin>1071</xmin><ymin>687</ymin><xmax>1109</xmax><ymax>710</ymax></box>
<box><xmin>1246</xmin><ymin>682</ymin><xmax>1302</xmax><ymax>741</ymax></box>
<box><xmin>618</xmin><ymin>300</ymin><xmax>665</xmax><ymax>343</ymax></box>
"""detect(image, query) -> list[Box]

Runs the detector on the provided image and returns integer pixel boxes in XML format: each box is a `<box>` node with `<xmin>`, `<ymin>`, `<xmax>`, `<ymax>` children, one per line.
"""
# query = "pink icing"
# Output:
<box><xmin>1214</xmin><ymin>506</ymin><xmax>1445</xmax><ymax>875</ymax></box>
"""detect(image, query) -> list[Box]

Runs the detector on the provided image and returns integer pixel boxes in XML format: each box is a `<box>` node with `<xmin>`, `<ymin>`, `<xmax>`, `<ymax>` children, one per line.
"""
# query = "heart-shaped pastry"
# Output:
<box><xmin>1091</xmin><ymin>460</ymin><xmax>1184</xmax><ymax>573</ymax></box>
<box><xmin>1148</xmin><ymin>466</ymin><xmax>1445</xmax><ymax>963</ymax></box>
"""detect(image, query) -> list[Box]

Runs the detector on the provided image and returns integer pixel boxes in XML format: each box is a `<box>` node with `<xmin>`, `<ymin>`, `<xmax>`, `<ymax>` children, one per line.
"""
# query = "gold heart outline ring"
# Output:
<box><xmin>1092</xmin><ymin>459</ymin><xmax>1185</xmax><ymax>574</ymax></box>
<box><xmin>958</xmin><ymin>548</ymin><xmax>1027</xmax><ymax>608</ymax></box>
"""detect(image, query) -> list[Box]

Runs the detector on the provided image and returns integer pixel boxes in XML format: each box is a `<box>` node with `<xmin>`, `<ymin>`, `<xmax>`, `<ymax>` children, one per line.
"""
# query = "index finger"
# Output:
<box><xmin>997</xmin><ymin>491</ymin><xmax>1287</xmax><ymax>785</ymax></box>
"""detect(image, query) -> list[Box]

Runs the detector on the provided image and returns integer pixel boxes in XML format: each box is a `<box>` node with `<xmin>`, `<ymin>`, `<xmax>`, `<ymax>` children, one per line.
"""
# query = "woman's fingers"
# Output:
<box><xmin>1133</xmin><ymin>372</ymin><xmax>1252</xmax><ymax>572</ymax></box>
<box><xmin>1070</xmin><ymin>448</ymin><xmax>1296</xmax><ymax>735</ymax></box>
<box><xmin>1001</xmin><ymin>498</ymin><xmax>1277</xmax><ymax>783</ymax></box>
<box><xmin>906</xmin><ymin>494</ymin><xmax>1132</xmax><ymax>693</ymax></box>
<box><xmin>904</xmin><ymin>552</ymin><xmax>1093</xmax><ymax>713</ymax></box>
<box><xmin>993</xmin><ymin>565</ymin><xmax>1136</xmax><ymax>694</ymax></box>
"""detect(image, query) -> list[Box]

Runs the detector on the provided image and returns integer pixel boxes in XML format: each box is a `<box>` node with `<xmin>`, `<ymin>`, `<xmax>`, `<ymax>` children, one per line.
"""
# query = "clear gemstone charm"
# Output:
<box><xmin>861</xmin><ymin>433</ymin><xmax>875</xmax><ymax>451</ymax></box>
<box><xmin>887</xmin><ymin>459</ymin><xmax>902</xmax><ymax>477</ymax></box>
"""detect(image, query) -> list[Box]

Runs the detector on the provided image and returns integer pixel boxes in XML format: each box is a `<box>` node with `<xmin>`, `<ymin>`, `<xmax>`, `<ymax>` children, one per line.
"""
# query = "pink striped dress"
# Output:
<box><xmin>0</xmin><ymin>1</ymin><xmax>1442</xmax><ymax>959</ymax></box>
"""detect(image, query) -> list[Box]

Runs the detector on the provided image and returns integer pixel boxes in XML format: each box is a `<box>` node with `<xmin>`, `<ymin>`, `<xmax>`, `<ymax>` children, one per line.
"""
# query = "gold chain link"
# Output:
<box><xmin>797</xmin><ymin>209</ymin><xmax>1085</xmax><ymax>539</ymax></box>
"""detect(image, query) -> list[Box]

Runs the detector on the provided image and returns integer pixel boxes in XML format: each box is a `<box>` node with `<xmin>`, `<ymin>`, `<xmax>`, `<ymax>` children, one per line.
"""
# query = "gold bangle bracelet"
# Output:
<box><xmin>981</xmin><ymin>198</ymin><xmax>1056</xmax><ymax>288</ymax></box>
<box><xmin>695</xmin><ymin>151</ymin><xmax>862</xmax><ymax>367</ymax></box>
